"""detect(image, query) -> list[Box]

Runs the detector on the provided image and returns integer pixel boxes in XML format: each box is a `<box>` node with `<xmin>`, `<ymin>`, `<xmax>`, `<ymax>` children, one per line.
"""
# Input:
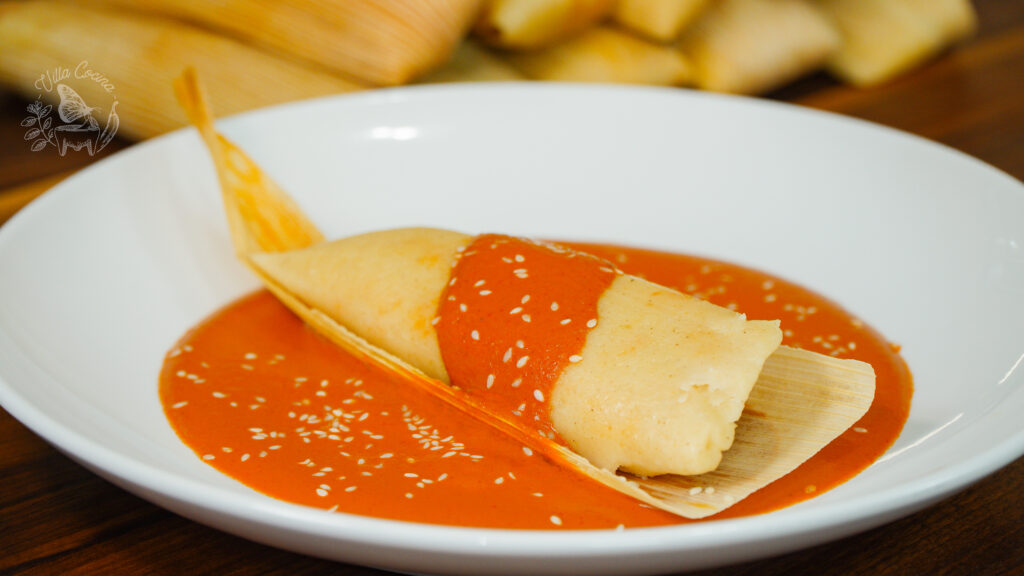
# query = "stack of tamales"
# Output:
<box><xmin>0</xmin><ymin>0</ymin><xmax>978</xmax><ymax>142</ymax></box>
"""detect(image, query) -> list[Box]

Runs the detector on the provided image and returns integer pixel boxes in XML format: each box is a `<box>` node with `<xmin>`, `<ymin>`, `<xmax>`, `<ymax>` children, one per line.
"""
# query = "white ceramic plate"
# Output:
<box><xmin>1</xmin><ymin>85</ymin><xmax>1022</xmax><ymax>575</ymax></box>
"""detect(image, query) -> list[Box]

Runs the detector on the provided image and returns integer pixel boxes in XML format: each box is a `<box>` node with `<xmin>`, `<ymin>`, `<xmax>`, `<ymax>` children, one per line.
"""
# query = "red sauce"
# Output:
<box><xmin>160</xmin><ymin>243</ymin><xmax>912</xmax><ymax>529</ymax></box>
<box><xmin>436</xmin><ymin>235</ymin><xmax>617</xmax><ymax>443</ymax></box>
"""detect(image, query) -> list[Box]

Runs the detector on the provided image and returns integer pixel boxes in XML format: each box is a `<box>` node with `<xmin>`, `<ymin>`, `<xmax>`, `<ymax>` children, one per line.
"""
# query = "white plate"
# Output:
<box><xmin>1</xmin><ymin>84</ymin><xmax>1022</xmax><ymax>575</ymax></box>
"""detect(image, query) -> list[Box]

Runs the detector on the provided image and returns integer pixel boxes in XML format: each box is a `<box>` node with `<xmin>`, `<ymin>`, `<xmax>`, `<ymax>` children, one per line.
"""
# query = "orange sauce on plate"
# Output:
<box><xmin>160</xmin><ymin>243</ymin><xmax>911</xmax><ymax>529</ymax></box>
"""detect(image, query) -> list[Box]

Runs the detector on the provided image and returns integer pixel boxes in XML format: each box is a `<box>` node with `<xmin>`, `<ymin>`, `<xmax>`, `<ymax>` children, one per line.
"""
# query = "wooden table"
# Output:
<box><xmin>2</xmin><ymin>2</ymin><xmax>1022</xmax><ymax>574</ymax></box>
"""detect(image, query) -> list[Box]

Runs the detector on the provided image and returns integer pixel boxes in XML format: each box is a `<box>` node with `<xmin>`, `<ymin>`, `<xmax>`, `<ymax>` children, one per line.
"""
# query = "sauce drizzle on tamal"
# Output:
<box><xmin>435</xmin><ymin>234</ymin><xmax>617</xmax><ymax>443</ymax></box>
<box><xmin>161</xmin><ymin>242</ymin><xmax>912</xmax><ymax>529</ymax></box>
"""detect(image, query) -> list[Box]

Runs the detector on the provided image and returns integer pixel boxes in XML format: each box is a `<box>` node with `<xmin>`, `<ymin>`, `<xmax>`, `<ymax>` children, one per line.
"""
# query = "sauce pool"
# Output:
<box><xmin>160</xmin><ymin>243</ymin><xmax>912</xmax><ymax>529</ymax></box>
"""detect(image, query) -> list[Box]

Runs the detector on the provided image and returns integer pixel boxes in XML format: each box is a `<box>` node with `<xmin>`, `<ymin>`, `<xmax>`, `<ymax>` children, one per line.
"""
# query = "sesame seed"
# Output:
<box><xmin>471</xmin><ymin>330</ymin><xmax>480</xmax><ymax>341</ymax></box>
<box><xmin>511</xmin><ymin>378</ymin><xmax>522</xmax><ymax>388</ymax></box>
<box><xmin>550</xmin><ymin>302</ymin><xmax>559</xmax><ymax>311</ymax></box>
<box><xmin>522</xmin><ymin>314</ymin><xmax>531</xmax><ymax>323</ymax></box>
<box><xmin>474</xmin><ymin>279</ymin><xmax>486</xmax><ymax>287</ymax></box>
<box><xmin>689</xmin><ymin>487</ymin><xmax>702</xmax><ymax>496</ymax></box>
<box><xmin>509</xmin><ymin>306</ymin><xmax>523</xmax><ymax>314</ymax></box>
<box><xmin>514</xmin><ymin>254</ymin><xmax>525</xmax><ymax>262</ymax></box>
<box><xmin>479</xmin><ymin>290</ymin><xmax>492</xmax><ymax>296</ymax></box>
<box><xmin>533</xmin><ymin>389</ymin><xmax>545</xmax><ymax>402</ymax></box>
<box><xmin>586</xmin><ymin>319</ymin><xmax>597</xmax><ymax>328</ymax></box>
<box><xmin>522</xmin><ymin>446</ymin><xmax>533</xmax><ymax>456</ymax></box>
<box><xmin>516</xmin><ymin>356</ymin><xmax>529</xmax><ymax>368</ymax></box>
<box><xmin>316</xmin><ymin>488</ymin><xmax>328</xmax><ymax>497</ymax></box>
<box><xmin>431</xmin><ymin>316</ymin><xmax>441</xmax><ymax>326</ymax></box>
<box><xmin>560</xmin><ymin>318</ymin><xmax>572</xmax><ymax>325</ymax></box>
<box><xmin>568</xmin><ymin>355</ymin><xmax>583</xmax><ymax>363</ymax></box>
<box><xmin>202</xmin><ymin>454</ymin><xmax>215</xmax><ymax>461</ymax></box>
<box><xmin>172</xmin><ymin>401</ymin><xmax>188</xmax><ymax>409</ymax></box>
<box><xmin>503</xmin><ymin>348</ymin><xmax>513</xmax><ymax>362</ymax></box>
<box><xmin>550</xmin><ymin>515</ymin><xmax>562</xmax><ymax>526</ymax></box>
<box><xmin>521</xmin><ymin>295</ymin><xmax>530</xmax><ymax>304</ymax></box>
<box><xmin>494</xmin><ymin>477</ymin><xmax>504</xmax><ymax>484</ymax></box>
<box><xmin>212</xmin><ymin>391</ymin><xmax>226</xmax><ymax>398</ymax></box>
<box><xmin>486</xmin><ymin>374</ymin><xmax>495</xmax><ymax>388</ymax></box>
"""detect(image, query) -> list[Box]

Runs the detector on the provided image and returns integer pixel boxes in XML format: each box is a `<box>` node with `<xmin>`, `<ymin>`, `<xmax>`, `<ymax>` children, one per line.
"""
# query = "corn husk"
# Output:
<box><xmin>818</xmin><ymin>0</ymin><xmax>977</xmax><ymax>86</ymax></box>
<box><xmin>506</xmin><ymin>26</ymin><xmax>692</xmax><ymax>86</ymax></box>
<box><xmin>613</xmin><ymin>0</ymin><xmax>712</xmax><ymax>42</ymax></box>
<box><xmin>475</xmin><ymin>0</ymin><xmax>616</xmax><ymax>49</ymax></box>
<box><xmin>68</xmin><ymin>0</ymin><xmax>483</xmax><ymax>86</ymax></box>
<box><xmin>419</xmin><ymin>41</ymin><xmax>526</xmax><ymax>84</ymax></box>
<box><xmin>0</xmin><ymin>2</ymin><xmax>364</xmax><ymax>141</ymax></box>
<box><xmin>176</xmin><ymin>69</ymin><xmax>876</xmax><ymax>518</ymax></box>
<box><xmin>679</xmin><ymin>0</ymin><xmax>840</xmax><ymax>94</ymax></box>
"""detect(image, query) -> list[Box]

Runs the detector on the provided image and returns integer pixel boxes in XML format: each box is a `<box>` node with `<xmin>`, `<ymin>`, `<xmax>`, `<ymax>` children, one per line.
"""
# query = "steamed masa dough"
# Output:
<box><xmin>250</xmin><ymin>228</ymin><xmax>782</xmax><ymax>477</ymax></box>
<box><xmin>251</xmin><ymin>227</ymin><xmax>469</xmax><ymax>383</ymax></box>
<box><xmin>551</xmin><ymin>275</ymin><xmax>781</xmax><ymax>476</ymax></box>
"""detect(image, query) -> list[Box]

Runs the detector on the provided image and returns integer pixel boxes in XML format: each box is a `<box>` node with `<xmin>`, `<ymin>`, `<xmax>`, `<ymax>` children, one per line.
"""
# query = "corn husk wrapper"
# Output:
<box><xmin>818</xmin><ymin>0</ymin><xmax>977</xmax><ymax>86</ymax></box>
<box><xmin>0</xmin><ymin>2</ymin><xmax>364</xmax><ymax>141</ymax></box>
<box><xmin>507</xmin><ymin>27</ymin><xmax>693</xmax><ymax>86</ymax></box>
<box><xmin>176</xmin><ymin>69</ymin><xmax>876</xmax><ymax>518</ymax></box>
<box><xmin>613</xmin><ymin>0</ymin><xmax>712</xmax><ymax>42</ymax></box>
<box><xmin>68</xmin><ymin>0</ymin><xmax>483</xmax><ymax>86</ymax></box>
<box><xmin>679</xmin><ymin>0</ymin><xmax>840</xmax><ymax>94</ymax></box>
<box><xmin>419</xmin><ymin>41</ymin><xmax>526</xmax><ymax>84</ymax></box>
<box><xmin>475</xmin><ymin>0</ymin><xmax>616</xmax><ymax>49</ymax></box>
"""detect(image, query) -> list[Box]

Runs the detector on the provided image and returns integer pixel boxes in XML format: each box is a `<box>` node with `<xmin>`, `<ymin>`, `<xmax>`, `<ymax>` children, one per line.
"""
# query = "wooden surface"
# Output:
<box><xmin>2</xmin><ymin>1</ymin><xmax>1023</xmax><ymax>574</ymax></box>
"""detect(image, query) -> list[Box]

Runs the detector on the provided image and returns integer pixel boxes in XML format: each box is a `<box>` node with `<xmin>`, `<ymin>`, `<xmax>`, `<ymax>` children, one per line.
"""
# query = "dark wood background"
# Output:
<box><xmin>2</xmin><ymin>1</ymin><xmax>1022</xmax><ymax>574</ymax></box>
